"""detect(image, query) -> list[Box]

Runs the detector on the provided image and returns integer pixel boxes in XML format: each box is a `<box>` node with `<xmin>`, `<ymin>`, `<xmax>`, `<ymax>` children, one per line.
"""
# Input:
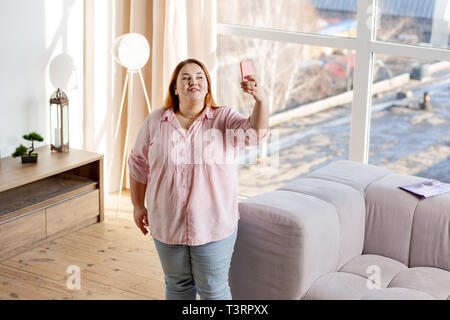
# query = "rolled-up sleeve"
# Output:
<box><xmin>225</xmin><ymin>107</ymin><xmax>270</xmax><ymax>147</ymax></box>
<box><xmin>128</xmin><ymin>116</ymin><xmax>152</xmax><ymax>184</ymax></box>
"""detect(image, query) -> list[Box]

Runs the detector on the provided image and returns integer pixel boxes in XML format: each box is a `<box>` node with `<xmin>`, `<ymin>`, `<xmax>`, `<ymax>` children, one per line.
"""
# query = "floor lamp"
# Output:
<box><xmin>112</xmin><ymin>33</ymin><xmax>152</xmax><ymax>218</ymax></box>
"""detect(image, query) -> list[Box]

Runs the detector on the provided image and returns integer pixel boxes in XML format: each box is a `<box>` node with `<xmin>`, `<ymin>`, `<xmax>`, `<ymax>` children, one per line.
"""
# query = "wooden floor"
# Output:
<box><xmin>0</xmin><ymin>190</ymin><xmax>166</xmax><ymax>300</ymax></box>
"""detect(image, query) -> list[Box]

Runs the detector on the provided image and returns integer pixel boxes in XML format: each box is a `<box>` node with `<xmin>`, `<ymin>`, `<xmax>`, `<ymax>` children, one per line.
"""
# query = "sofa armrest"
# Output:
<box><xmin>229</xmin><ymin>190</ymin><xmax>340</xmax><ymax>300</ymax></box>
<box><xmin>364</xmin><ymin>173</ymin><xmax>450</xmax><ymax>271</ymax></box>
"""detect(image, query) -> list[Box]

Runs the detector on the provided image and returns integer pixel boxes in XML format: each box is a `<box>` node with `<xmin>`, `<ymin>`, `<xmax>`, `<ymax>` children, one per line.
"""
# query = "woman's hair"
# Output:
<box><xmin>164</xmin><ymin>58</ymin><xmax>219</xmax><ymax>110</ymax></box>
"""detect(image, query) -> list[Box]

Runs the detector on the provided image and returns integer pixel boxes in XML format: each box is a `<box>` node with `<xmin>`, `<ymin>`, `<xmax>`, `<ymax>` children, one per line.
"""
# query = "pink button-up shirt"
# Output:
<box><xmin>128</xmin><ymin>106</ymin><xmax>269</xmax><ymax>246</ymax></box>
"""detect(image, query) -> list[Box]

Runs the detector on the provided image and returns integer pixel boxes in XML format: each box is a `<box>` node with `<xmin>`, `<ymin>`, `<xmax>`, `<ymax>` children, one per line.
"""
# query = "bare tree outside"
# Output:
<box><xmin>217</xmin><ymin>0</ymin><xmax>336</xmax><ymax>115</ymax></box>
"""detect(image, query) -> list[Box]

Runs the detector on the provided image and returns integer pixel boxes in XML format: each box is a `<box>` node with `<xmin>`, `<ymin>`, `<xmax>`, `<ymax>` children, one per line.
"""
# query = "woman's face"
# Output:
<box><xmin>175</xmin><ymin>63</ymin><xmax>208</xmax><ymax>107</ymax></box>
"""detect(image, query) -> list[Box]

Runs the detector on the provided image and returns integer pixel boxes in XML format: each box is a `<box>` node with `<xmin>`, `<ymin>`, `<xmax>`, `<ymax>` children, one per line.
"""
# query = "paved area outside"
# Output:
<box><xmin>237</xmin><ymin>68</ymin><xmax>450</xmax><ymax>198</ymax></box>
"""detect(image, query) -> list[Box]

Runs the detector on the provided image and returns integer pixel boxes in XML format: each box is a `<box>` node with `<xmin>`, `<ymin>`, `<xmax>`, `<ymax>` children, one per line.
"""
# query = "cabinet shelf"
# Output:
<box><xmin>0</xmin><ymin>173</ymin><xmax>98</xmax><ymax>223</ymax></box>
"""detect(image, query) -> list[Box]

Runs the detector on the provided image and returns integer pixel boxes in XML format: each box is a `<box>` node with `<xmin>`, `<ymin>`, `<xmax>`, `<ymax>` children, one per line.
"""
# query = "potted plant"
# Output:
<box><xmin>12</xmin><ymin>132</ymin><xmax>44</xmax><ymax>163</ymax></box>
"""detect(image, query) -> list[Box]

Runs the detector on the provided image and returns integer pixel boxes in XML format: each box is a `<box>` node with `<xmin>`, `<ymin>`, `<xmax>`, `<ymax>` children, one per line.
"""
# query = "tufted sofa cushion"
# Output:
<box><xmin>363</xmin><ymin>174</ymin><xmax>425</xmax><ymax>265</ymax></box>
<box><xmin>410</xmin><ymin>192</ymin><xmax>450</xmax><ymax>271</ymax></box>
<box><xmin>278</xmin><ymin>177</ymin><xmax>366</xmax><ymax>270</ymax></box>
<box><xmin>303</xmin><ymin>254</ymin><xmax>450</xmax><ymax>300</ymax></box>
<box><xmin>229</xmin><ymin>160</ymin><xmax>450</xmax><ymax>300</ymax></box>
<box><xmin>364</xmin><ymin>173</ymin><xmax>450</xmax><ymax>271</ymax></box>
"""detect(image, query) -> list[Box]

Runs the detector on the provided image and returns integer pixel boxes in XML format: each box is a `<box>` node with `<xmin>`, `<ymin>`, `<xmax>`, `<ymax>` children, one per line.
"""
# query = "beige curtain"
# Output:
<box><xmin>84</xmin><ymin>0</ymin><xmax>217</xmax><ymax>194</ymax></box>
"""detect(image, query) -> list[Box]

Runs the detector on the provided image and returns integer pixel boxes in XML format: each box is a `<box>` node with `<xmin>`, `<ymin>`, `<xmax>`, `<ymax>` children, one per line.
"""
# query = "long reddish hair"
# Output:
<box><xmin>164</xmin><ymin>59</ymin><xmax>219</xmax><ymax>111</ymax></box>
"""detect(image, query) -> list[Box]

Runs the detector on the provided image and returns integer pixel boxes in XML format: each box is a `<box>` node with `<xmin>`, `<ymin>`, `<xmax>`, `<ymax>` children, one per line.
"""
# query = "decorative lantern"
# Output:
<box><xmin>49</xmin><ymin>88</ymin><xmax>69</xmax><ymax>152</ymax></box>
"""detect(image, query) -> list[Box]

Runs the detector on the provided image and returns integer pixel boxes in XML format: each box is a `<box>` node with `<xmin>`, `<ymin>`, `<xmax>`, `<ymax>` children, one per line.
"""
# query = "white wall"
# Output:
<box><xmin>0</xmin><ymin>0</ymin><xmax>84</xmax><ymax>158</ymax></box>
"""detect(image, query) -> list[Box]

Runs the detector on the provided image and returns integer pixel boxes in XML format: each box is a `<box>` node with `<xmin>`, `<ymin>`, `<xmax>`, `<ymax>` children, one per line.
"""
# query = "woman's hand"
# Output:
<box><xmin>133</xmin><ymin>206</ymin><xmax>149</xmax><ymax>235</ymax></box>
<box><xmin>241</xmin><ymin>75</ymin><xmax>266</xmax><ymax>103</ymax></box>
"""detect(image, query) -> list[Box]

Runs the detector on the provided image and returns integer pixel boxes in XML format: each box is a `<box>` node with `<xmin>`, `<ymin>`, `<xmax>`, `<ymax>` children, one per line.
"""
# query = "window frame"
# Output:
<box><xmin>217</xmin><ymin>0</ymin><xmax>450</xmax><ymax>163</ymax></box>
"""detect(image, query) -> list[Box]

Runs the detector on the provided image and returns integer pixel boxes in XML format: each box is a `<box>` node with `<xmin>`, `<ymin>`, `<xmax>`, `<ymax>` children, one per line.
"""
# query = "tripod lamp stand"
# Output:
<box><xmin>112</xmin><ymin>33</ymin><xmax>152</xmax><ymax>218</ymax></box>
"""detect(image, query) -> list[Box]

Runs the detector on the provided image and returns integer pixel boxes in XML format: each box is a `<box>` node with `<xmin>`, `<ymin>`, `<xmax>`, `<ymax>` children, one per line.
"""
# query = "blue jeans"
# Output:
<box><xmin>152</xmin><ymin>226</ymin><xmax>238</xmax><ymax>300</ymax></box>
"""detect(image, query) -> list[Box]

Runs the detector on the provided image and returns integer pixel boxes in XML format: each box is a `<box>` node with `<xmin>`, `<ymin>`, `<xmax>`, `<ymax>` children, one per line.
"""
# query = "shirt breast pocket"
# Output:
<box><xmin>148</xmin><ymin>137</ymin><xmax>173</xmax><ymax>168</ymax></box>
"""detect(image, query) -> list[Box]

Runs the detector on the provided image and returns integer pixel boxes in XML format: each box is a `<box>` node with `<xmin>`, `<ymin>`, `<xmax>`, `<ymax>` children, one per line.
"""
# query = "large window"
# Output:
<box><xmin>217</xmin><ymin>37</ymin><xmax>355</xmax><ymax>197</ymax></box>
<box><xmin>217</xmin><ymin>35</ymin><xmax>354</xmax><ymax>115</ymax></box>
<box><xmin>217</xmin><ymin>35</ymin><xmax>355</xmax><ymax>197</ymax></box>
<box><xmin>217</xmin><ymin>0</ymin><xmax>450</xmax><ymax>197</ymax></box>
<box><xmin>376</xmin><ymin>0</ymin><xmax>450</xmax><ymax>49</ymax></box>
<box><xmin>369</xmin><ymin>55</ymin><xmax>450</xmax><ymax>182</ymax></box>
<box><xmin>218</xmin><ymin>0</ymin><xmax>357</xmax><ymax>37</ymax></box>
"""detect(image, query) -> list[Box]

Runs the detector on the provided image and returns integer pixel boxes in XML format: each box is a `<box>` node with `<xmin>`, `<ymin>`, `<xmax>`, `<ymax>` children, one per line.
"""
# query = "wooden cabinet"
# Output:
<box><xmin>0</xmin><ymin>145</ymin><xmax>104</xmax><ymax>261</ymax></box>
<box><xmin>0</xmin><ymin>209</ymin><xmax>46</xmax><ymax>260</ymax></box>
<box><xmin>46</xmin><ymin>189</ymin><xmax>100</xmax><ymax>237</ymax></box>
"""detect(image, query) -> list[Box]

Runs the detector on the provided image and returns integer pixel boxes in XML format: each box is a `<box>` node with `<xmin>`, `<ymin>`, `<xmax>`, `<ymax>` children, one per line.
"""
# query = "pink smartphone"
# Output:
<box><xmin>240</xmin><ymin>60</ymin><xmax>253</xmax><ymax>82</ymax></box>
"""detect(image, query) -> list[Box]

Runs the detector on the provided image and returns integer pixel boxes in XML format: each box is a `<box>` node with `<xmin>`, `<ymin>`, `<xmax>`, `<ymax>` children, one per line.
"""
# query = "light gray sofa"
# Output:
<box><xmin>229</xmin><ymin>160</ymin><xmax>450</xmax><ymax>300</ymax></box>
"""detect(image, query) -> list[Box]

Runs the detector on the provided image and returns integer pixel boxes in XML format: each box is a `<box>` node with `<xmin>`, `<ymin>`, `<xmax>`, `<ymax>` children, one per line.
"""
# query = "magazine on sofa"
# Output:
<box><xmin>399</xmin><ymin>179</ymin><xmax>450</xmax><ymax>198</ymax></box>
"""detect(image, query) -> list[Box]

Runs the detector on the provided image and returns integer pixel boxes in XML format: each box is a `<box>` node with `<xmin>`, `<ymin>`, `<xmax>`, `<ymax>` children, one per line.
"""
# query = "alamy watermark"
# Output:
<box><xmin>366</xmin><ymin>4</ymin><xmax>381</xmax><ymax>31</ymax></box>
<box><xmin>366</xmin><ymin>264</ymin><xmax>381</xmax><ymax>290</ymax></box>
<box><xmin>66</xmin><ymin>265</ymin><xmax>81</xmax><ymax>290</ymax></box>
<box><xmin>168</xmin><ymin>128</ymin><xmax>280</xmax><ymax>169</ymax></box>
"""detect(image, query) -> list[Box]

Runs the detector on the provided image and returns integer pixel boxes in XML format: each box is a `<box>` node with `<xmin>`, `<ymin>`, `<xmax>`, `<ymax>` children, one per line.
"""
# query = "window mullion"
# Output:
<box><xmin>217</xmin><ymin>23</ymin><xmax>357</xmax><ymax>50</ymax></box>
<box><xmin>349</xmin><ymin>0</ymin><xmax>376</xmax><ymax>164</ymax></box>
<box><xmin>371</xmin><ymin>41</ymin><xmax>450</xmax><ymax>61</ymax></box>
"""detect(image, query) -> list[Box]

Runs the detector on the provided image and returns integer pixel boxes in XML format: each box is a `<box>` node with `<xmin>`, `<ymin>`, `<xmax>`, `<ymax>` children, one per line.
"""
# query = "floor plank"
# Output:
<box><xmin>0</xmin><ymin>191</ymin><xmax>165</xmax><ymax>300</ymax></box>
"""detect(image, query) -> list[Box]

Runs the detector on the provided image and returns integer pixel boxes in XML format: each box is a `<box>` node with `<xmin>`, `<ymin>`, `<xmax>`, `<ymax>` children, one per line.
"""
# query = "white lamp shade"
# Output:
<box><xmin>112</xmin><ymin>33</ymin><xmax>150</xmax><ymax>70</ymax></box>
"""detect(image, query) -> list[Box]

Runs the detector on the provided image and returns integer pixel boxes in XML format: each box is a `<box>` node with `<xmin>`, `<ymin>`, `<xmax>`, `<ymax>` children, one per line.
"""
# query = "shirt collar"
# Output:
<box><xmin>203</xmin><ymin>107</ymin><xmax>215</xmax><ymax>120</ymax></box>
<box><xmin>161</xmin><ymin>108</ymin><xmax>174</xmax><ymax>122</ymax></box>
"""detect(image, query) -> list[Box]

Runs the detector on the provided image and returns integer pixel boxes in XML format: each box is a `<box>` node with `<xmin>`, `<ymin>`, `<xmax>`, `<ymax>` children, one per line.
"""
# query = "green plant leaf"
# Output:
<box><xmin>28</xmin><ymin>132</ymin><xmax>44</xmax><ymax>141</ymax></box>
<box><xmin>12</xmin><ymin>144</ymin><xmax>28</xmax><ymax>158</ymax></box>
<box><xmin>23</xmin><ymin>132</ymin><xmax>44</xmax><ymax>142</ymax></box>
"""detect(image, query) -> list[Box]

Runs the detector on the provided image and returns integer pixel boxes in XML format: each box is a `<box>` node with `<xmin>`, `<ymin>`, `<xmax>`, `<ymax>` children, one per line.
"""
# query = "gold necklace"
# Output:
<box><xmin>178</xmin><ymin>108</ymin><xmax>203</xmax><ymax>120</ymax></box>
<box><xmin>179</xmin><ymin>112</ymin><xmax>196</xmax><ymax>120</ymax></box>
